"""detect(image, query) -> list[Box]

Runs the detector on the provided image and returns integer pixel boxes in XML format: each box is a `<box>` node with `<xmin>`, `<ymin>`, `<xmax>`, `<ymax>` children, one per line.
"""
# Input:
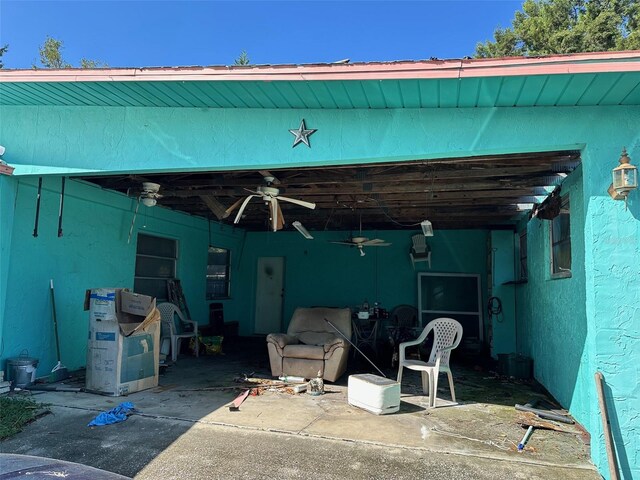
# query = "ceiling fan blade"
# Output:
<box><xmin>234</xmin><ymin>195</ymin><xmax>257</xmax><ymax>224</ymax></box>
<box><xmin>223</xmin><ymin>198</ymin><xmax>244</xmax><ymax>218</ymax></box>
<box><xmin>330</xmin><ymin>241</ymin><xmax>357</xmax><ymax>245</ymax></box>
<box><xmin>243</xmin><ymin>188</ymin><xmax>261</xmax><ymax>195</ymax></box>
<box><xmin>270</xmin><ymin>198</ymin><xmax>278</xmax><ymax>232</ymax></box>
<box><xmin>276</xmin><ymin>200</ymin><xmax>284</xmax><ymax>231</ymax></box>
<box><xmin>278</xmin><ymin>196</ymin><xmax>316</xmax><ymax>210</ymax></box>
<box><xmin>201</xmin><ymin>195</ymin><xmax>228</xmax><ymax>220</ymax></box>
<box><xmin>362</xmin><ymin>239</ymin><xmax>390</xmax><ymax>246</ymax></box>
<box><xmin>363</xmin><ymin>243</ymin><xmax>392</xmax><ymax>247</ymax></box>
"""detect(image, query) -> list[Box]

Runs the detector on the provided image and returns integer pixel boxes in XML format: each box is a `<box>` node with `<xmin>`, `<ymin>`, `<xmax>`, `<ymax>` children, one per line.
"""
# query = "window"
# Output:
<box><xmin>134</xmin><ymin>234</ymin><xmax>177</xmax><ymax>299</ymax></box>
<box><xmin>550</xmin><ymin>197</ymin><xmax>571</xmax><ymax>277</ymax></box>
<box><xmin>519</xmin><ymin>230</ymin><xmax>528</xmax><ymax>280</ymax></box>
<box><xmin>207</xmin><ymin>247</ymin><xmax>230</xmax><ymax>299</ymax></box>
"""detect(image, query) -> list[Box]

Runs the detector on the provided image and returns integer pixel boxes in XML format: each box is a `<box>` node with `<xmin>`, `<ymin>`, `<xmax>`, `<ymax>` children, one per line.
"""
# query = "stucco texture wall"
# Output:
<box><xmin>0</xmin><ymin>177</ymin><xmax>243</xmax><ymax>374</ymax></box>
<box><xmin>237</xmin><ymin>229</ymin><xmax>488</xmax><ymax>333</ymax></box>
<box><xmin>516</xmin><ymin>167</ymin><xmax>589</xmax><ymax>419</ymax></box>
<box><xmin>1</xmin><ymin>103</ymin><xmax>638</xmax><ymax>479</ymax></box>
<box><xmin>582</xmin><ymin>141</ymin><xmax>640</xmax><ymax>480</ymax></box>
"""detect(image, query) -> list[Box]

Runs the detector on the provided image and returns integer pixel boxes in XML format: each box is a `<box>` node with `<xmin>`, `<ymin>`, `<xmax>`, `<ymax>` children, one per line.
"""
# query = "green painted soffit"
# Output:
<box><xmin>2</xmin><ymin>72</ymin><xmax>640</xmax><ymax>108</ymax></box>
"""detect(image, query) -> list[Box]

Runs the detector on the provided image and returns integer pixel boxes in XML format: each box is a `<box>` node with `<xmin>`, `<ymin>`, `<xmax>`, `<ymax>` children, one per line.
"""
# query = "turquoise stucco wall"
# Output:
<box><xmin>237</xmin><ymin>229</ymin><xmax>488</xmax><ymax>333</ymax></box>
<box><xmin>516</xmin><ymin>166</ymin><xmax>589</xmax><ymax>421</ymax></box>
<box><xmin>582</xmin><ymin>140</ymin><xmax>640</xmax><ymax>480</ymax></box>
<box><xmin>0</xmin><ymin>175</ymin><xmax>19</xmax><ymax>365</ymax></box>
<box><xmin>0</xmin><ymin>105</ymin><xmax>589</xmax><ymax>176</ymax></box>
<box><xmin>1</xmin><ymin>102</ymin><xmax>638</xmax><ymax>478</ymax></box>
<box><xmin>0</xmin><ymin>177</ymin><xmax>244</xmax><ymax>374</ymax></box>
<box><xmin>489</xmin><ymin>230</ymin><xmax>517</xmax><ymax>357</ymax></box>
<box><xmin>0</xmin><ymin>174</ymin><xmax>488</xmax><ymax>372</ymax></box>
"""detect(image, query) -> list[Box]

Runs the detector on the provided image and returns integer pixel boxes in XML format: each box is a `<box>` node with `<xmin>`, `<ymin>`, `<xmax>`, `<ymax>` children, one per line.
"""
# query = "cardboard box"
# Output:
<box><xmin>86</xmin><ymin>288</ymin><xmax>160</xmax><ymax>396</ymax></box>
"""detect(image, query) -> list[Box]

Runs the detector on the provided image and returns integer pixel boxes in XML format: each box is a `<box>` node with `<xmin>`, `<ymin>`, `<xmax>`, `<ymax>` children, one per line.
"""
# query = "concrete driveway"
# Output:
<box><xmin>0</xmin><ymin>347</ymin><xmax>600</xmax><ymax>479</ymax></box>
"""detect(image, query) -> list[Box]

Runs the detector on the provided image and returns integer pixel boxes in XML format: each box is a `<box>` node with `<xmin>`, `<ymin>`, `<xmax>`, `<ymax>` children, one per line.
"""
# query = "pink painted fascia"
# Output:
<box><xmin>1</xmin><ymin>50</ymin><xmax>639</xmax><ymax>83</ymax></box>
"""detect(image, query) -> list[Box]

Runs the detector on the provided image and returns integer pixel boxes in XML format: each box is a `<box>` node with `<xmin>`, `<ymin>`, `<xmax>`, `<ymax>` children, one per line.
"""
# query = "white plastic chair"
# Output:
<box><xmin>410</xmin><ymin>234</ymin><xmax>431</xmax><ymax>269</ymax></box>
<box><xmin>158</xmin><ymin>302</ymin><xmax>199</xmax><ymax>362</ymax></box>
<box><xmin>396</xmin><ymin>318</ymin><xmax>463</xmax><ymax>408</ymax></box>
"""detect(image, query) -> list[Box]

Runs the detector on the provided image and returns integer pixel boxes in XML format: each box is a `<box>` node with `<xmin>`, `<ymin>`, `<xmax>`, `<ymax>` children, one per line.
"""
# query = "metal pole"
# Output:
<box><xmin>324</xmin><ymin>318</ymin><xmax>386</xmax><ymax>378</ymax></box>
<box><xmin>595</xmin><ymin>371</ymin><xmax>619</xmax><ymax>480</ymax></box>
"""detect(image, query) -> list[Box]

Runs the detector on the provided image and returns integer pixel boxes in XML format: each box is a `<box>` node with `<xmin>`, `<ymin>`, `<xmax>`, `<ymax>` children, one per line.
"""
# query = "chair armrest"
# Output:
<box><xmin>398</xmin><ymin>339</ymin><xmax>423</xmax><ymax>364</ymax></box>
<box><xmin>182</xmin><ymin>319</ymin><xmax>198</xmax><ymax>334</ymax></box>
<box><xmin>266</xmin><ymin>333</ymin><xmax>299</xmax><ymax>349</ymax></box>
<box><xmin>324</xmin><ymin>337</ymin><xmax>347</xmax><ymax>355</ymax></box>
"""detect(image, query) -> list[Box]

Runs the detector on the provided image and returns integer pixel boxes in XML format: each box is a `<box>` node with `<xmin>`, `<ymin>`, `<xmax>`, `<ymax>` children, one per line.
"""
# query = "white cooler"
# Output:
<box><xmin>348</xmin><ymin>374</ymin><xmax>401</xmax><ymax>415</ymax></box>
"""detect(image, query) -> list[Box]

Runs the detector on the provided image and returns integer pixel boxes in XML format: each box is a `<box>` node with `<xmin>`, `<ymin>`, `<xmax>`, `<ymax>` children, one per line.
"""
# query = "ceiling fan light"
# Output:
<box><xmin>421</xmin><ymin>220</ymin><xmax>434</xmax><ymax>237</ymax></box>
<box><xmin>292</xmin><ymin>221</ymin><xmax>313</xmax><ymax>239</ymax></box>
<box><xmin>141</xmin><ymin>197</ymin><xmax>157</xmax><ymax>207</ymax></box>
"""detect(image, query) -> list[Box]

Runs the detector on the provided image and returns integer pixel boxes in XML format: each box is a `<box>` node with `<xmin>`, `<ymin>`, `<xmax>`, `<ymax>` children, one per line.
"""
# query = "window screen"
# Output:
<box><xmin>207</xmin><ymin>247</ymin><xmax>230</xmax><ymax>299</ymax></box>
<box><xmin>134</xmin><ymin>234</ymin><xmax>177</xmax><ymax>299</ymax></box>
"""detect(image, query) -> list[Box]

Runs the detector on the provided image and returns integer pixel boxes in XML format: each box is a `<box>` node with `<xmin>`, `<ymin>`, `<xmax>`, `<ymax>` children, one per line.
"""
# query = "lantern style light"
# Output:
<box><xmin>612</xmin><ymin>148</ymin><xmax>638</xmax><ymax>200</ymax></box>
<box><xmin>421</xmin><ymin>219</ymin><xmax>434</xmax><ymax>237</ymax></box>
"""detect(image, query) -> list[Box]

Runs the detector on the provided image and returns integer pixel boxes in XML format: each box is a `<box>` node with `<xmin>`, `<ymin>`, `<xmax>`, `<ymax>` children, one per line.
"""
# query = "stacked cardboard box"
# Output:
<box><xmin>85</xmin><ymin>288</ymin><xmax>160</xmax><ymax>396</ymax></box>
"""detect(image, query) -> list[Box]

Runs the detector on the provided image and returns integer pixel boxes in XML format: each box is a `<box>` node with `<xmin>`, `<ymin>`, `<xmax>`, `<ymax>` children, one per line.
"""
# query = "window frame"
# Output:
<box><xmin>550</xmin><ymin>196</ymin><xmax>571</xmax><ymax>279</ymax></box>
<box><xmin>134</xmin><ymin>233</ymin><xmax>178</xmax><ymax>300</ymax></box>
<box><xmin>207</xmin><ymin>246</ymin><xmax>231</xmax><ymax>300</ymax></box>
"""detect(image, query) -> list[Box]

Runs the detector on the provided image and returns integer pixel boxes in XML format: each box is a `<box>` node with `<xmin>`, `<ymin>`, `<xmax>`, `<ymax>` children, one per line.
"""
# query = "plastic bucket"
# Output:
<box><xmin>7</xmin><ymin>353</ymin><xmax>39</xmax><ymax>388</ymax></box>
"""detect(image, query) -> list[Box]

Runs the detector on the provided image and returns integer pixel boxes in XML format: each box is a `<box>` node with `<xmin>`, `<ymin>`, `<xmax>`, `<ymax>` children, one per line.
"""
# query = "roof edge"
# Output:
<box><xmin>1</xmin><ymin>50</ymin><xmax>639</xmax><ymax>83</ymax></box>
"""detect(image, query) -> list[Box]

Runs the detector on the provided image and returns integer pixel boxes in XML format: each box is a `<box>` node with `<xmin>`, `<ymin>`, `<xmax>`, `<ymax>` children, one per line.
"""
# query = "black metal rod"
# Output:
<box><xmin>325</xmin><ymin>318</ymin><xmax>386</xmax><ymax>378</ymax></box>
<box><xmin>57</xmin><ymin>177</ymin><xmax>65</xmax><ymax>237</ymax></box>
<box><xmin>33</xmin><ymin>177</ymin><xmax>42</xmax><ymax>237</ymax></box>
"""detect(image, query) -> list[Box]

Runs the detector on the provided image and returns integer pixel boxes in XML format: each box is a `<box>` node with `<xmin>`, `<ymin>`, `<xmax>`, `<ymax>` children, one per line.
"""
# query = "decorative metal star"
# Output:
<box><xmin>289</xmin><ymin>119</ymin><xmax>317</xmax><ymax>148</ymax></box>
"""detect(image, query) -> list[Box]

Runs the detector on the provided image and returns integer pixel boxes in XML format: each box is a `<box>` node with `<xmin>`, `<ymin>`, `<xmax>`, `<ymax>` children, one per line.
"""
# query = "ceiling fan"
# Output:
<box><xmin>224</xmin><ymin>175</ymin><xmax>316</xmax><ymax>232</ymax></box>
<box><xmin>139</xmin><ymin>182</ymin><xmax>163</xmax><ymax>207</ymax></box>
<box><xmin>330</xmin><ymin>215</ymin><xmax>391</xmax><ymax>256</ymax></box>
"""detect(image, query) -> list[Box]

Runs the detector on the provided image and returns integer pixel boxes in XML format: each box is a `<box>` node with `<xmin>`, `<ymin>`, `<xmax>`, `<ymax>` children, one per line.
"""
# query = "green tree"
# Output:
<box><xmin>475</xmin><ymin>0</ymin><xmax>640</xmax><ymax>57</ymax></box>
<box><xmin>37</xmin><ymin>36</ymin><xmax>71</xmax><ymax>68</ymax></box>
<box><xmin>0</xmin><ymin>45</ymin><xmax>8</xmax><ymax>68</ymax></box>
<box><xmin>234</xmin><ymin>51</ymin><xmax>250</xmax><ymax>65</ymax></box>
<box><xmin>35</xmin><ymin>36</ymin><xmax>107</xmax><ymax>69</ymax></box>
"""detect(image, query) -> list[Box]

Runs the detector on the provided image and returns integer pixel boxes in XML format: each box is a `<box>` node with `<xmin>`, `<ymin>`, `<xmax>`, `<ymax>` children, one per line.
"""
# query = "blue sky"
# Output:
<box><xmin>0</xmin><ymin>1</ymin><xmax>522</xmax><ymax>68</ymax></box>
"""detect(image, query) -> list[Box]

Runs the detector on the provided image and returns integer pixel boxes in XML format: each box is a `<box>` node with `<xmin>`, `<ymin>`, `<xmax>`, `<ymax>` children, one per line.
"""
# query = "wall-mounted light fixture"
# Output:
<box><xmin>292</xmin><ymin>221</ymin><xmax>313</xmax><ymax>239</ymax></box>
<box><xmin>421</xmin><ymin>219</ymin><xmax>434</xmax><ymax>237</ymax></box>
<box><xmin>0</xmin><ymin>145</ymin><xmax>14</xmax><ymax>176</ymax></box>
<box><xmin>608</xmin><ymin>147</ymin><xmax>637</xmax><ymax>207</ymax></box>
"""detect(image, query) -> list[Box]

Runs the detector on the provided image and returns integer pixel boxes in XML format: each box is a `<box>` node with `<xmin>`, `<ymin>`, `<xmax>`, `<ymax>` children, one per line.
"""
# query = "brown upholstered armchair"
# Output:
<box><xmin>266</xmin><ymin>307</ymin><xmax>351</xmax><ymax>382</ymax></box>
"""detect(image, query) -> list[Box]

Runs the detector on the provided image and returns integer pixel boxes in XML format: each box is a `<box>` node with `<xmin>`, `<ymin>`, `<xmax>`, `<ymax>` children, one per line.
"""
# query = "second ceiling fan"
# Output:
<box><xmin>224</xmin><ymin>175</ymin><xmax>316</xmax><ymax>232</ymax></box>
<box><xmin>331</xmin><ymin>214</ymin><xmax>391</xmax><ymax>256</ymax></box>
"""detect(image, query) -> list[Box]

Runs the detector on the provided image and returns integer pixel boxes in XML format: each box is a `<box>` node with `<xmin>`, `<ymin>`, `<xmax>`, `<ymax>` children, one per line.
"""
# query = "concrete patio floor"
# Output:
<box><xmin>0</xmin><ymin>338</ymin><xmax>600</xmax><ymax>479</ymax></box>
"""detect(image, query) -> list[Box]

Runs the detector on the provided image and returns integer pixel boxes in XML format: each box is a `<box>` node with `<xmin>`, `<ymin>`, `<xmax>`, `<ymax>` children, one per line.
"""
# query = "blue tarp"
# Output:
<box><xmin>87</xmin><ymin>402</ymin><xmax>136</xmax><ymax>427</ymax></box>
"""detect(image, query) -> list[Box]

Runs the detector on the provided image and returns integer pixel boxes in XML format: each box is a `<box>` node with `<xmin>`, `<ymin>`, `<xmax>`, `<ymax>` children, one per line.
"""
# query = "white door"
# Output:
<box><xmin>254</xmin><ymin>257</ymin><xmax>285</xmax><ymax>334</ymax></box>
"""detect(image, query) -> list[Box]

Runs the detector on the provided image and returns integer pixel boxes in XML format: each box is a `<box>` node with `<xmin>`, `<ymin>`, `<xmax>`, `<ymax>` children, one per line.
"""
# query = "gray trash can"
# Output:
<box><xmin>7</xmin><ymin>353</ymin><xmax>39</xmax><ymax>388</ymax></box>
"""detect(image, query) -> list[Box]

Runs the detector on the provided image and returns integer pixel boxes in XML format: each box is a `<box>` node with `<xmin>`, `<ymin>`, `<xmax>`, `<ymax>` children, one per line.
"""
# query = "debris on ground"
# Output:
<box><xmin>515</xmin><ymin>398</ymin><xmax>574</xmax><ymax>424</ymax></box>
<box><xmin>87</xmin><ymin>402</ymin><xmax>137</xmax><ymax>427</ymax></box>
<box><xmin>228</xmin><ymin>389</ymin><xmax>251</xmax><ymax>411</ymax></box>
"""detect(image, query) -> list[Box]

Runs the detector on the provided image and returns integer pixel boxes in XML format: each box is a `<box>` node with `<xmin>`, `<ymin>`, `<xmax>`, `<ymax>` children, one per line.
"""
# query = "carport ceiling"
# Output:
<box><xmin>78</xmin><ymin>150</ymin><xmax>581</xmax><ymax>231</ymax></box>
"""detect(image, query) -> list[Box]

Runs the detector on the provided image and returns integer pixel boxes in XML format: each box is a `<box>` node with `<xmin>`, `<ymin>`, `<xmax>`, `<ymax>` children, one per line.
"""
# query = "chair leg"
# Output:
<box><xmin>421</xmin><ymin>371</ymin><xmax>430</xmax><ymax>395</ymax></box>
<box><xmin>172</xmin><ymin>338</ymin><xmax>179</xmax><ymax>362</ymax></box>
<box><xmin>194</xmin><ymin>335</ymin><xmax>199</xmax><ymax>358</ymax></box>
<box><xmin>447</xmin><ymin>371</ymin><xmax>456</xmax><ymax>403</ymax></box>
<box><xmin>396</xmin><ymin>365</ymin><xmax>403</xmax><ymax>386</ymax></box>
<box><xmin>431</xmin><ymin>370</ymin><xmax>440</xmax><ymax>408</ymax></box>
